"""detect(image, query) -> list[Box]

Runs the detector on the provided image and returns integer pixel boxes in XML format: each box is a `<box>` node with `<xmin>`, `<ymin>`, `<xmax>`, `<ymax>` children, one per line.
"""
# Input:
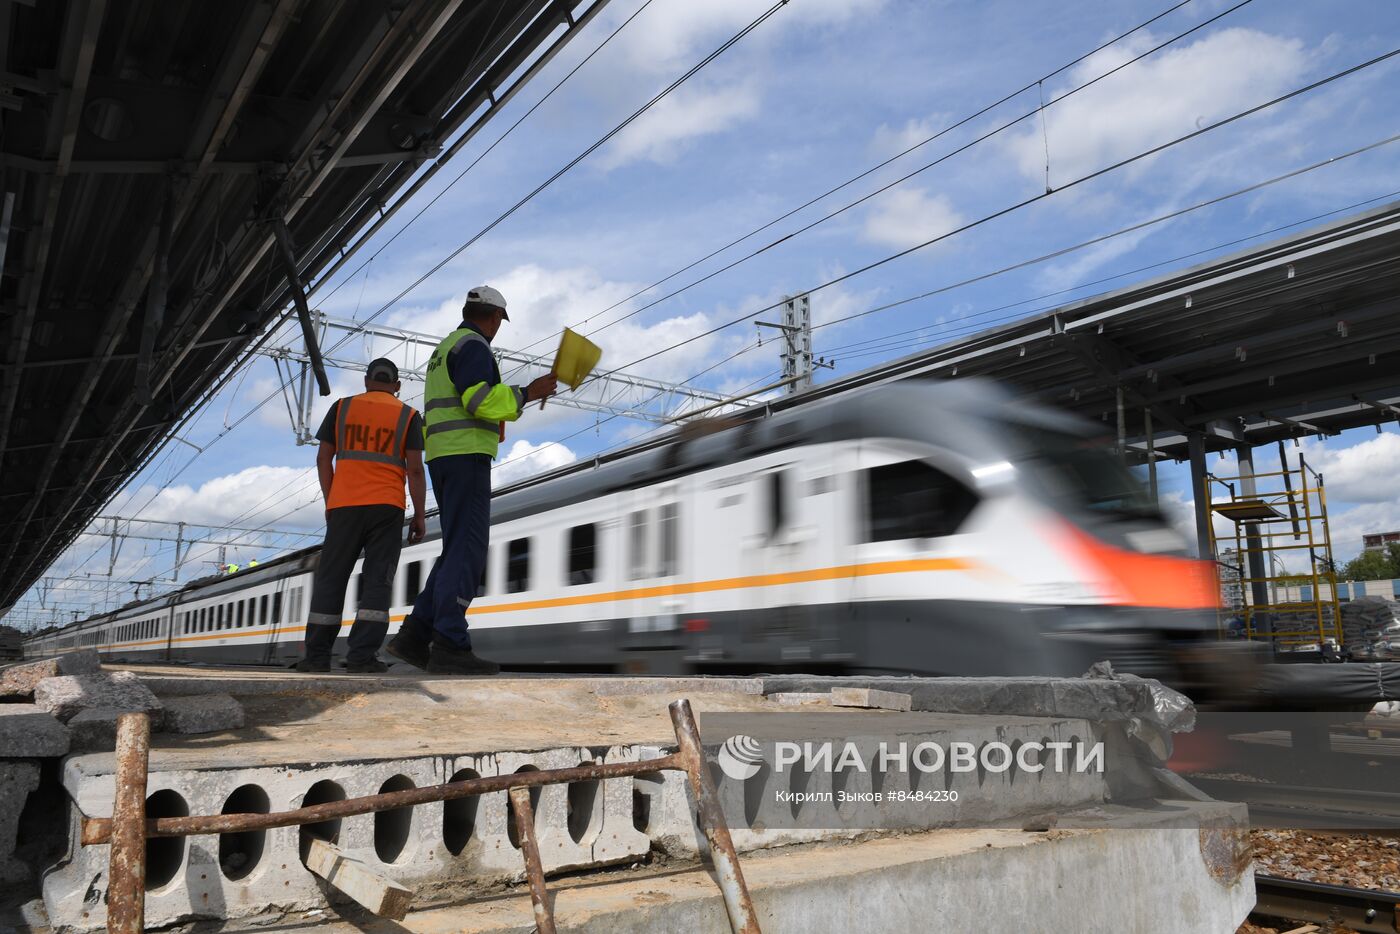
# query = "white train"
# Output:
<box><xmin>23</xmin><ymin>381</ymin><xmax>1219</xmax><ymax>680</ymax></box>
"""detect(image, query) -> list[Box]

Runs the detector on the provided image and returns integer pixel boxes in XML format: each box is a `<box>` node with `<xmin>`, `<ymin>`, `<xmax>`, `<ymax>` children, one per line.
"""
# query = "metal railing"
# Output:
<box><xmin>81</xmin><ymin>699</ymin><xmax>760</xmax><ymax>934</ymax></box>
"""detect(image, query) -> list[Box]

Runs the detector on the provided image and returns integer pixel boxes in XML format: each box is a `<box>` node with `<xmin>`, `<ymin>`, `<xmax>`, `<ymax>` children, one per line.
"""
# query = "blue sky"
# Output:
<box><xmin>16</xmin><ymin>0</ymin><xmax>1400</xmax><ymax>622</ymax></box>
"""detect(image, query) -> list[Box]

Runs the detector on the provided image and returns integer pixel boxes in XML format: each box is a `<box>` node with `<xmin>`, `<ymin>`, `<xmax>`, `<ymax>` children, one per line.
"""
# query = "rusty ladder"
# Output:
<box><xmin>81</xmin><ymin>698</ymin><xmax>760</xmax><ymax>933</ymax></box>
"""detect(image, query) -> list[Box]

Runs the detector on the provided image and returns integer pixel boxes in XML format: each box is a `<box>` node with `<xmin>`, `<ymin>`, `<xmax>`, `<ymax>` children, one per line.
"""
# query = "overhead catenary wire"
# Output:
<box><xmin>10</xmin><ymin>0</ymin><xmax>671</xmax><ymax>621</ymax></box>
<box><xmin>606</xmin><ymin>48</ymin><xmax>1400</xmax><ymax>375</ymax></box>
<box><xmin>325</xmin><ymin>0</ymin><xmax>793</xmax><ymax>353</ymax></box>
<box><xmin>509</xmin><ymin>0</ymin><xmax>1236</xmax><ymax>354</ymax></box>
<box><xmin>816</xmin><ymin>186</ymin><xmax>1400</xmax><ymax>365</ymax></box>
<box><xmin>798</xmin><ymin>135</ymin><xmax>1400</xmax><ymax>347</ymax></box>
<box><xmin>52</xmin><ymin>0</ymin><xmax>794</xmax><ymax>578</ymax></box>
<box><xmin>311</xmin><ymin>0</ymin><xmax>661</xmax><ymax>312</ymax></box>
<box><xmin>26</xmin><ymin>0</ymin><xmax>1225</xmax><ymax>607</ymax></box>
<box><xmin>574</xmin><ymin>0</ymin><xmax>1262</xmax><ymax>344</ymax></box>
<box><xmin>22</xmin><ymin>14</ymin><xmax>1398</xmax><ymax>621</ymax></box>
<box><xmin>40</xmin><ymin>0</ymin><xmax>1202</xmax><ymax>569</ymax></box>
<box><xmin>67</xmin><ymin>336</ymin><xmax>773</xmax><ymax>602</ymax></box>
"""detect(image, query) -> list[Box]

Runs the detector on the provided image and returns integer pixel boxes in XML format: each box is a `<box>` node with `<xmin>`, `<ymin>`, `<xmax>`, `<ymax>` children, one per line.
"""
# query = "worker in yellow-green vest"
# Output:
<box><xmin>385</xmin><ymin>285</ymin><xmax>557</xmax><ymax>675</ymax></box>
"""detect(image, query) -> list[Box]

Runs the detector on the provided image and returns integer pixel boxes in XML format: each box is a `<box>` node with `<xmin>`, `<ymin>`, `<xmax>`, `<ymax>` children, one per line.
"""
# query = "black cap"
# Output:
<box><xmin>366</xmin><ymin>357</ymin><xmax>399</xmax><ymax>383</ymax></box>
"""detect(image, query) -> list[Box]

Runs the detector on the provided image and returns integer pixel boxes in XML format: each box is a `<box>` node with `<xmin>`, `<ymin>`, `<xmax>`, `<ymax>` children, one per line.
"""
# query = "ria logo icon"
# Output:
<box><xmin>717</xmin><ymin>734</ymin><xmax>764</xmax><ymax>780</ymax></box>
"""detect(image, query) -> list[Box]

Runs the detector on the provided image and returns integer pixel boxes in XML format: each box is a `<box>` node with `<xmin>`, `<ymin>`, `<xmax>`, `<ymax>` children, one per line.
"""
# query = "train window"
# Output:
<box><xmin>567</xmin><ymin>524</ymin><xmax>597</xmax><ymax>586</ymax></box>
<box><xmin>404</xmin><ymin>561</ymin><xmax>423</xmax><ymax>604</ymax></box>
<box><xmin>272</xmin><ymin>591</ymin><xmax>283</xmax><ymax>627</ymax></box>
<box><xmin>658</xmin><ymin>504</ymin><xmax>679</xmax><ymax>577</ymax></box>
<box><xmin>506</xmin><ymin>538</ymin><xmax>531</xmax><ymax>594</ymax></box>
<box><xmin>236</xmin><ymin>602</ymin><xmax>244</xmax><ymax>628</ymax></box>
<box><xmin>766</xmin><ymin>472</ymin><xmax>787</xmax><ymax>538</ymax></box>
<box><xmin>628</xmin><ymin>510</ymin><xmax>648</xmax><ymax>580</ymax></box>
<box><xmin>260</xmin><ymin>595</ymin><xmax>269</xmax><ymax>626</ymax></box>
<box><xmin>864</xmin><ymin>461</ymin><xmax>978</xmax><ymax>542</ymax></box>
<box><xmin>353</xmin><ymin>574</ymin><xmax>362</xmax><ymax>610</ymax></box>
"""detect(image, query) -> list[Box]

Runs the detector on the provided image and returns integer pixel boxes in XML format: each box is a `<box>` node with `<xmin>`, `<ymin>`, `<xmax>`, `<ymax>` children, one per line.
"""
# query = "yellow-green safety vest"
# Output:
<box><xmin>423</xmin><ymin>326</ymin><xmax>524</xmax><ymax>460</ymax></box>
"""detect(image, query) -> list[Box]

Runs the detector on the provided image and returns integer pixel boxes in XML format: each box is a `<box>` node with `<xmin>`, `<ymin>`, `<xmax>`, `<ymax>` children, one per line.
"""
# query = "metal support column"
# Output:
<box><xmin>1187</xmin><ymin>432</ymin><xmax>1211</xmax><ymax>560</ymax></box>
<box><xmin>1236</xmin><ymin>445</ymin><xmax>1273</xmax><ymax>639</ymax></box>
<box><xmin>1144</xmin><ymin>409</ymin><xmax>1158</xmax><ymax>504</ymax></box>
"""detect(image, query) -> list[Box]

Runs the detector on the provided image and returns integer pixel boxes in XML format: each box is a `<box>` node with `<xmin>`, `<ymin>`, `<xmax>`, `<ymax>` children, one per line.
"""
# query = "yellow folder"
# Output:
<box><xmin>551</xmin><ymin>327</ymin><xmax>602</xmax><ymax>390</ymax></box>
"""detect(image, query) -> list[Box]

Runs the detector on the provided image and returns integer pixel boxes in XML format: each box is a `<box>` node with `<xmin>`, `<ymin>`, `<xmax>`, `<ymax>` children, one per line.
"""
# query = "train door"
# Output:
<box><xmin>618</xmin><ymin>482</ymin><xmax>689</xmax><ymax>672</ymax></box>
<box><xmin>851</xmin><ymin>444</ymin><xmax>982</xmax><ymax>674</ymax></box>
<box><xmin>261</xmin><ymin>579</ymin><xmax>287</xmax><ymax>666</ymax></box>
<box><xmin>743</xmin><ymin>453</ymin><xmax>846</xmax><ymax>668</ymax></box>
<box><xmin>163</xmin><ymin>604</ymin><xmax>178</xmax><ymax>663</ymax></box>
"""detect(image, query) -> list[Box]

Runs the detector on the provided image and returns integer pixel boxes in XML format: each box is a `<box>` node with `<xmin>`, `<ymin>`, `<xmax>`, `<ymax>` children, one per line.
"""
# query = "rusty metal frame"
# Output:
<box><xmin>85</xmin><ymin>700</ymin><xmax>759</xmax><ymax>933</ymax></box>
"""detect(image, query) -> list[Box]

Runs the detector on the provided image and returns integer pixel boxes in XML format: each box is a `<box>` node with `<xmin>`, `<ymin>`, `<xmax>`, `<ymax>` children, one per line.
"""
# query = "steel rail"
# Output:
<box><xmin>1253</xmin><ymin>874</ymin><xmax>1400</xmax><ymax>934</ymax></box>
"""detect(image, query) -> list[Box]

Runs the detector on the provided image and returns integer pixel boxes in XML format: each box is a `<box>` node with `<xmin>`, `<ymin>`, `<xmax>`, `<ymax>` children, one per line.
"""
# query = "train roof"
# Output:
<box><xmin>490</xmin><ymin>378</ymin><xmax>1096</xmax><ymax>524</ymax></box>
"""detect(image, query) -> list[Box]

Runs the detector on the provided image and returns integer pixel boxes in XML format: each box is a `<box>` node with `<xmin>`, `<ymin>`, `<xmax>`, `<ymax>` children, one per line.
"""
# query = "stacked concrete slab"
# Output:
<box><xmin>0</xmin><ymin>649</ymin><xmax>100</xmax><ymax>886</ymax></box>
<box><xmin>0</xmin><ymin>649</ymin><xmax>249</xmax><ymax>892</ymax></box>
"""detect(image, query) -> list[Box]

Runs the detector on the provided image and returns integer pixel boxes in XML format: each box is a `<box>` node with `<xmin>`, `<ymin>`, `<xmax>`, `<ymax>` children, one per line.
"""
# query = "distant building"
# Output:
<box><xmin>1276</xmin><ymin>577</ymin><xmax>1400</xmax><ymax>603</ymax></box>
<box><xmin>1363</xmin><ymin>531</ymin><xmax>1400</xmax><ymax>552</ymax></box>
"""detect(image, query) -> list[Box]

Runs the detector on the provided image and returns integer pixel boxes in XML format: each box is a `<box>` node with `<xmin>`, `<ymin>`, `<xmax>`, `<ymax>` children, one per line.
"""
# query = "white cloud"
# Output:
<box><xmin>610</xmin><ymin>0</ymin><xmax>886</xmax><ymax>75</ymax></box>
<box><xmin>387</xmin><ymin>263</ymin><xmax>724</xmax><ymax>386</ymax></box>
<box><xmin>492</xmin><ymin>439</ymin><xmax>578</xmax><ymax>488</ymax></box>
<box><xmin>870</xmin><ymin>114</ymin><xmax>949</xmax><ymax>158</ymax></box>
<box><xmin>862</xmin><ymin>186</ymin><xmax>964</xmax><ymax>250</ymax></box>
<box><xmin>1005</xmin><ymin>28</ymin><xmax>1310</xmax><ymax>187</ymax></box>
<box><xmin>111</xmin><ymin>466</ymin><xmax>324</xmax><ymax>533</ymax></box>
<box><xmin>1289</xmin><ymin>432</ymin><xmax>1400</xmax><ymax>506</ymax></box>
<box><xmin>598</xmin><ymin>83</ymin><xmax>760</xmax><ymax>169</ymax></box>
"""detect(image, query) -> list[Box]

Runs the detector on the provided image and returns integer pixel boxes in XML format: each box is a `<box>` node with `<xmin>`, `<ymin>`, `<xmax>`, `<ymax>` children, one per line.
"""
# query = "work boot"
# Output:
<box><xmin>385</xmin><ymin>631</ymin><xmax>430</xmax><ymax>669</ymax></box>
<box><xmin>426</xmin><ymin>642</ymin><xmax>501</xmax><ymax>676</ymax></box>
<box><xmin>295</xmin><ymin>657</ymin><xmax>330</xmax><ymax>673</ymax></box>
<box><xmin>346</xmin><ymin>658</ymin><xmax>389</xmax><ymax>674</ymax></box>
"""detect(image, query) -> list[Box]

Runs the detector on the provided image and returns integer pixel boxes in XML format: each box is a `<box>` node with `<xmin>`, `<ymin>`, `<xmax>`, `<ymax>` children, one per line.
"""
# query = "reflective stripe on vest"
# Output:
<box><xmin>326</xmin><ymin>392</ymin><xmax>415</xmax><ymax>510</ymax></box>
<box><xmin>423</xmin><ymin>326</ymin><xmax>507</xmax><ymax>460</ymax></box>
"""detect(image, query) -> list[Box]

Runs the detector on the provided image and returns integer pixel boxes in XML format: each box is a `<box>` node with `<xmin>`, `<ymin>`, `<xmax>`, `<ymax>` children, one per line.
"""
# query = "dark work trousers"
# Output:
<box><xmin>305</xmin><ymin>504</ymin><xmax>405</xmax><ymax>665</ymax></box>
<box><xmin>402</xmin><ymin>453</ymin><xmax>491</xmax><ymax>650</ymax></box>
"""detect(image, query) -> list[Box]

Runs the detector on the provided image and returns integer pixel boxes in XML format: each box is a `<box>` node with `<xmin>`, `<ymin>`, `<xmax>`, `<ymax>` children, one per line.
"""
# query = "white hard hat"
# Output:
<box><xmin>466</xmin><ymin>285</ymin><xmax>508</xmax><ymax>319</ymax></box>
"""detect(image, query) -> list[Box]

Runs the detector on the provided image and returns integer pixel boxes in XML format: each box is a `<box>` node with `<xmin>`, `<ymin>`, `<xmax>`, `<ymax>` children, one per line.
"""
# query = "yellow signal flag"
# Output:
<box><xmin>552</xmin><ymin>327</ymin><xmax>603</xmax><ymax>390</ymax></box>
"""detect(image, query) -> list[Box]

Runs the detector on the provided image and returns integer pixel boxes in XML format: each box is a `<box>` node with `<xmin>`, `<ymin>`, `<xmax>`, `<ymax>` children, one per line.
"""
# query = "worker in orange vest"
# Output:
<box><xmin>297</xmin><ymin>358</ymin><xmax>427</xmax><ymax>672</ymax></box>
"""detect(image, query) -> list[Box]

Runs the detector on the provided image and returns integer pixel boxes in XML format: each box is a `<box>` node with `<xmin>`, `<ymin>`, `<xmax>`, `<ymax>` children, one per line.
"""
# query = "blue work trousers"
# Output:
<box><xmin>403</xmin><ymin>453</ymin><xmax>491</xmax><ymax>649</ymax></box>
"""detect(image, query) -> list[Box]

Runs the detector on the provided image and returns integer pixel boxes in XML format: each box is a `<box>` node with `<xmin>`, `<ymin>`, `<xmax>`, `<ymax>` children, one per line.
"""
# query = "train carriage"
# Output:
<box><xmin>24</xmin><ymin>380</ymin><xmax>1217</xmax><ymax>682</ymax></box>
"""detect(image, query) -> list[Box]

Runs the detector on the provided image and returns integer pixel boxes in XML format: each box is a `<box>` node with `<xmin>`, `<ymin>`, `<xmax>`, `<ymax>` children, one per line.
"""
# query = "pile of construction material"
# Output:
<box><xmin>1341</xmin><ymin>596</ymin><xmax>1400</xmax><ymax>660</ymax></box>
<box><xmin>0</xmin><ymin>651</ymin><xmax>245</xmax><ymax>887</ymax></box>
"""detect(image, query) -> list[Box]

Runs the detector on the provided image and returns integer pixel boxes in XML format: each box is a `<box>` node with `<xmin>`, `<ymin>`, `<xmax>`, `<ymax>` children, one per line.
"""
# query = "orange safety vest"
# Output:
<box><xmin>326</xmin><ymin>392</ymin><xmax>417</xmax><ymax>511</ymax></box>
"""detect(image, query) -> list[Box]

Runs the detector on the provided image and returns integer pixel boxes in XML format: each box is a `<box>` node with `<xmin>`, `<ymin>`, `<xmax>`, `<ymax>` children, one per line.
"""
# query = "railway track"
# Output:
<box><xmin>1188</xmin><ymin>777</ymin><xmax>1400</xmax><ymax>829</ymax></box>
<box><xmin>1253</xmin><ymin>874</ymin><xmax>1400</xmax><ymax>933</ymax></box>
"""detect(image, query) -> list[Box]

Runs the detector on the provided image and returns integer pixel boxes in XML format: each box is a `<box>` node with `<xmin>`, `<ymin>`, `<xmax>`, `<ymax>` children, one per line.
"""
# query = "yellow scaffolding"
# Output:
<box><xmin>1205</xmin><ymin>454</ymin><xmax>1342</xmax><ymax>648</ymax></box>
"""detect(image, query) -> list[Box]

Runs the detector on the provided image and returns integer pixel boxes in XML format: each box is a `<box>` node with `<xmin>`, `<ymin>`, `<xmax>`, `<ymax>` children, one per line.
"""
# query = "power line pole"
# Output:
<box><xmin>756</xmin><ymin>293</ymin><xmax>832</xmax><ymax>394</ymax></box>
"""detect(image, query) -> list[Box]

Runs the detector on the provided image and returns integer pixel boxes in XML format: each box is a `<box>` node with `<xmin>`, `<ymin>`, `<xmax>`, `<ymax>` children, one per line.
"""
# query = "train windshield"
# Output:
<box><xmin>1012</xmin><ymin>427</ymin><xmax>1160</xmax><ymax>520</ymax></box>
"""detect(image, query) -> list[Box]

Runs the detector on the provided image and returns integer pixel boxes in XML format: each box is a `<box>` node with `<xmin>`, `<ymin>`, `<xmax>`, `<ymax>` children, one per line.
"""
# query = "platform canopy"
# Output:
<box><xmin>0</xmin><ymin>0</ymin><xmax>611</xmax><ymax>612</ymax></box>
<box><xmin>813</xmin><ymin>200</ymin><xmax>1400</xmax><ymax>459</ymax></box>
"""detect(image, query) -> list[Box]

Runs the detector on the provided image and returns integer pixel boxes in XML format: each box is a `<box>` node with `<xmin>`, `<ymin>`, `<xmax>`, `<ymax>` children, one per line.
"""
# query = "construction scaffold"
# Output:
<box><xmin>1206</xmin><ymin>447</ymin><xmax>1343</xmax><ymax>649</ymax></box>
